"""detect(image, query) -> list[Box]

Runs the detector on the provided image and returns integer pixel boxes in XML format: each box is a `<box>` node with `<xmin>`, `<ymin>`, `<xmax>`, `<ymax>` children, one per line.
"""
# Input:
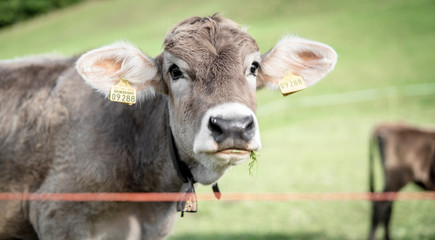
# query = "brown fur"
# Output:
<box><xmin>0</xmin><ymin>15</ymin><xmax>261</xmax><ymax>240</ymax></box>
<box><xmin>0</xmin><ymin>14</ymin><xmax>337</xmax><ymax>239</ymax></box>
<box><xmin>163</xmin><ymin>15</ymin><xmax>258</xmax><ymax>111</ymax></box>
<box><xmin>368</xmin><ymin>123</ymin><xmax>435</xmax><ymax>240</ymax></box>
<box><xmin>0</xmin><ymin>55</ymin><xmax>183</xmax><ymax>239</ymax></box>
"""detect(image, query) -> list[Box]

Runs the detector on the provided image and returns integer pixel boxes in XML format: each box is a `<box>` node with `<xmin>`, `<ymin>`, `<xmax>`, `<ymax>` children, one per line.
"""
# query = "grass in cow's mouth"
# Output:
<box><xmin>248</xmin><ymin>151</ymin><xmax>258</xmax><ymax>176</ymax></box>
<box><xmin>231</xmin><ymin>150</ymin><xmax>243</xmax><ymax>153</ymax></box>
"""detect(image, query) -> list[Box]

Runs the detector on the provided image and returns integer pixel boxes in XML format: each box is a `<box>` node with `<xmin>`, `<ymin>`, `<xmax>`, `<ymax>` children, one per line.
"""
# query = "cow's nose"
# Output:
<box><xmin>208</xmin><ymin>115</ymin><xmax>255</xmax><ymax>143</ymax></box>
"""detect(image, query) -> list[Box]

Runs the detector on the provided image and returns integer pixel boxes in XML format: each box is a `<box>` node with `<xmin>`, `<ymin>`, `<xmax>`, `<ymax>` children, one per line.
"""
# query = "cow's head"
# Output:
<box><xmin>76</xmin><ymin>15</ymin><xmax>337</xmax><ymax>185</ymax></box>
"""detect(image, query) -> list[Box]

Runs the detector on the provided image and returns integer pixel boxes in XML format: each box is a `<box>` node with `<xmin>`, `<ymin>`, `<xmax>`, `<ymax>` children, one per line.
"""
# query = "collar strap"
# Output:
<box><xmin>166</xmin><ymin>105</ymin><xmax>195</xmax><ymax>184</ymax></box>
<box><xmin>165</xmin><ymin>104</ymin><xmax>221</xmax><ymax>216</ymax></box>
<box><xmin>166</xmin><ymin>105</ymin><xmax>198</xmax><ymax>216</ymax></box>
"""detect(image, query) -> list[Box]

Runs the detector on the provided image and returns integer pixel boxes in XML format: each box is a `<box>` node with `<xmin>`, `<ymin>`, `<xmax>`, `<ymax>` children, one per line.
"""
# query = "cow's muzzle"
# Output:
<box><xmin>193</xmin><ymin>103</ymin><xmax>261</xmax><ymax>162</ymax></box>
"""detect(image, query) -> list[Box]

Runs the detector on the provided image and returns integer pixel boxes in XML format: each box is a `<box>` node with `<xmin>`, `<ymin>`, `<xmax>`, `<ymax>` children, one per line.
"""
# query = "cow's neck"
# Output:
<box><xmin>128</xmin><ymin>96</ymin><xmax>183</xmax><ymax>193</ymax></box>
<box><xmin>165</xmin><ymin>106</ymin><xmax>195</xmax><ymax>184</ymax></box>
<box><xmin>165</xmin><ymin>102</ymin><xmax>221</xmax><ymax>214</ymax></box>
<box><xmin>164</xmin><ymin>103</ymin><xmax>199</xmax><ymax>214</ymax></box>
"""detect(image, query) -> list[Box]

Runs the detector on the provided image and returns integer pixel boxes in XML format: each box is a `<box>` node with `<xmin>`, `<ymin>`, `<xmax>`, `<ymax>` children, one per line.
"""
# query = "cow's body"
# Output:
<box><xmin>368</xmin><ymin>123</ymin><xmax>435</xmax><ymax>240</ymax></box>
<box><xmin>0</xmin><ymin>57</ymin><xmax>181</xmax><ymax>239</ymax></box>
<box><xmin>0</xmin><ymin>15</ymin><xmax>337</xmax><ymax>239</ymax></box>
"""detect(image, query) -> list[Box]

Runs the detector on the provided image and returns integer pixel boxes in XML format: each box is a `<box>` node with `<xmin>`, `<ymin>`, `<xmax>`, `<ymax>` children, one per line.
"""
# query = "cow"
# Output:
<box><xmin>0</xmin><ymin>15</ymin><xmax>337</xmax><ymax>239</ymax></box>
<box><xmin>368</xmin><ymin>123</ymin><xmax>435</xmax><ymax>240</ymax></box>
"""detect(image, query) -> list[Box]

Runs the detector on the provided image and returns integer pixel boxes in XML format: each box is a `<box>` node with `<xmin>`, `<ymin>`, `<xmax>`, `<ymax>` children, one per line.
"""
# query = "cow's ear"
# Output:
<box><xmin>76</xmin><ymin>42</ymin><xmax>165</xmax><ymax>100</ymax></box>
<box><xmin>257</xmin><ymin>36</ymin><xmax>337</xmax><ymax>90</ymax></box>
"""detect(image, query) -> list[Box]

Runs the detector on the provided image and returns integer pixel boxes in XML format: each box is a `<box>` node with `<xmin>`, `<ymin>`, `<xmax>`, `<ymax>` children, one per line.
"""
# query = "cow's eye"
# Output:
<box><xmin>250</xmin><ymin>61</ymin><xmax>259</xmax><ymax>76</ymax></box>
<box><xmin>169</xmin><ymin>64</ymin><xmax>183</xmax><ymax>80</ymax></box>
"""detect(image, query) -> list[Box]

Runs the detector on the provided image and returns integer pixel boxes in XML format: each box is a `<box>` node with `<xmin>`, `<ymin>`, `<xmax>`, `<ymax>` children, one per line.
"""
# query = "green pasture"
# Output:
<box><xmin>1</xmin><ymin>0</ymin><xmax>434</xmax><ymax>239</ymax></box>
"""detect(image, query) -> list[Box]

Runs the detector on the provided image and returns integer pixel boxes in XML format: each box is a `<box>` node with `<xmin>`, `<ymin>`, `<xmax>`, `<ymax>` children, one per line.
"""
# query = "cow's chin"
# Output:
<box><xmin>190</xmin><ymin>150</ymin><xmax>250</xmax><ymax>185</ymax></box>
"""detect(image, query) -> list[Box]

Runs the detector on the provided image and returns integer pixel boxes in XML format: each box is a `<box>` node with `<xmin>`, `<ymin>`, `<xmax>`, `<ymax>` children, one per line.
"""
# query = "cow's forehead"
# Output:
<box><xmin>163</xmin><ymin>15</ymin><xmax>259</xmax><ymax>74</ymax></box>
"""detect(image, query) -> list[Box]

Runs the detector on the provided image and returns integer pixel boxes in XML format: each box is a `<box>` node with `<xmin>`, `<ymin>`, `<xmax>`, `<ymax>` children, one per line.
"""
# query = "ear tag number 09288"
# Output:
<box><xmin>109</xmin><ymin>79</ymin><xmax>137</xmax><ymax>105</ymax></box>
<box><xmin>278</xmin><ymin>72</ymin><xmax>306</xmax><ymax>96</ymax></box>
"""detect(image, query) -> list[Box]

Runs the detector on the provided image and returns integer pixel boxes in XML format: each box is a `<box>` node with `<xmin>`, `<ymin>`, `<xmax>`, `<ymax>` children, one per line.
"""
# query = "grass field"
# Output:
<box><xmin>1</xmin><ymin>0</ymin><xmax>434</xmax><ymax>239</ymax></box>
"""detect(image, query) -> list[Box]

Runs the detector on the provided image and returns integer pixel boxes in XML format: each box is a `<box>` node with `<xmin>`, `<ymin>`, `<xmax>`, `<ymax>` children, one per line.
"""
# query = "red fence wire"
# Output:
<box><xmin>0</xmin><ymin>192</ymin><xmax>434</xmax><ymax>202</ymax></box>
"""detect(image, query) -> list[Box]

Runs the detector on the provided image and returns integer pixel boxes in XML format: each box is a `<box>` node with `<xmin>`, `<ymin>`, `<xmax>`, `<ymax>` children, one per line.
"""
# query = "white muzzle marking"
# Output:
<box><xmin>193</xmin><ymin>103</ymin><xmax>261</xmax><ymax>155</ymax></box>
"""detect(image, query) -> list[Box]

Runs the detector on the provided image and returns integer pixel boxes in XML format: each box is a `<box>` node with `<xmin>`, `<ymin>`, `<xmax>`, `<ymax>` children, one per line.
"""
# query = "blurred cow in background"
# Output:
<box><xmin>368</xmin><ymin>123</ymin><xmax>435</xmax><ymax>240</ymax></box>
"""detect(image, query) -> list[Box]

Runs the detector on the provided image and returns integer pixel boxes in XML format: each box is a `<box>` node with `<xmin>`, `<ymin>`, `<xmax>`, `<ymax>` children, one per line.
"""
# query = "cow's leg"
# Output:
<box><xmin>30</xmin><ymin>200</ymin><xmax>136</xmax><ymax>239</ymax></box>
<box><xmin>370</xmin><ymin>200</ymin><xmax>395</xmax><ymax>240</ymax></box>
<box><xmin>369</xmin><ymin>135</ymin><xmax>386</xmax><ymax>240</ymax></box>
<box><xmin>383</xmin><ymin>201</ymin><xmax>393</xmax><ymax>240</ymax></box>
<box><xmin>30</xmin><ymin>197</ymin><xmax>178</xmax><ymax>240</ymax></box>
<box><xmin>374</xmin><ymin>168</ymin><xmax>409</xmax><ymax>240</ymax></box>
<box><xmin>370</xmin><ymin>200</ymin><xmax>391</xmax><ymax>240</ymax></box>
<box><xmin>29</xmin><ymin>200</ymin><xmax>94</xmax><ymax>239</ymax></box>
<box><xmin>369</xmin><ymin>201</ymin><xmax>379</xmax><ymax>240</ymax></box>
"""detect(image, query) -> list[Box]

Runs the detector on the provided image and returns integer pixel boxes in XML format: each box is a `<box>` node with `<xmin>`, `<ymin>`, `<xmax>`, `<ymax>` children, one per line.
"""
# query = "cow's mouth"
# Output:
<box><xmin>214</xmin><ymin>149</ymin><xmax>251</xmax><ymax>165</ymax></box>
<box><xmin>217</xmin><ymin>149</ymin><xmax>250</xmax><ymax>155</ymax></box>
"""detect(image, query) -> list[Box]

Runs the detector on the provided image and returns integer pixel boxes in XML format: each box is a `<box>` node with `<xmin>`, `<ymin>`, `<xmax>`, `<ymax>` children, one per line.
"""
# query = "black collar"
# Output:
<box><xmin>165</xmin><ymin>104</ymin><xmax>221</xmax><ymax>216</ymax></box>
<box><xmin>166</xmin><ymin>105</ymin><xmax>195</xmax><ymax>184</ymax></box>
<box><xmin>166</xmin><ymin>104</ymin><xmax>197</xmax><ymax>215</ymax></box>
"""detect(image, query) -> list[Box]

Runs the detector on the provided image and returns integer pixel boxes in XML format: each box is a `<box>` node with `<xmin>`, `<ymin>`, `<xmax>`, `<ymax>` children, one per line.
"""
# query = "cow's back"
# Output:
<box><xmin>0</xmin><ymin>56</ymin><xmax>77</xmax><ymax>238</ymax></box>
<box><xmin>0</xmin><ymin>56</ymin><xmax>77</xmax><ymax>191</ymax></box>
<box><xmin>373</xmin><ymin>123</ymin><xmax>435</xmax><ymax>190</ymax></box>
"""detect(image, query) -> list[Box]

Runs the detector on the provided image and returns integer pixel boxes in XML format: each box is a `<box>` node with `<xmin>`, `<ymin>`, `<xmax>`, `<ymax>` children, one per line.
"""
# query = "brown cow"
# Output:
<box><xmin>368</xmin><ymin>123</ymin><xmax>435</xmax><ymax>240</ymax></box>
<box><xmin>0</xmin><ymin>15</ymin><xmax>337</xmax><ymax>239</ymax></box>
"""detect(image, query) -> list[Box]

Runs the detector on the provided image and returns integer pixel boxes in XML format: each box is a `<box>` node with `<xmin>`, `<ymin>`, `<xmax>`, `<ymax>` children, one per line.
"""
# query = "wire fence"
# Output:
<box><xmin>1</xmin><ymin>192</ymin><xmax>434</xmax><ymax>202</ymax></box>
<box><xmin>258</xmin><ymin>82</ymin><xmax>435</xmax><ymax>116</ymax></box>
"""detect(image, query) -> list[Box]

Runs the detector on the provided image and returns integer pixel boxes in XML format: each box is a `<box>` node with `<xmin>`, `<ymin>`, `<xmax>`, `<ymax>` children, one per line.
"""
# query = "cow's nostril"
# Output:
<box><xmin>243</xmin><ymin>116</ymin><xmax>254</xmax><ymax>131</ymax></box>
<box><xmin>208</xmin><ymin>115</ymin><xmax>255</xmax><ymax>144</ymax></box>
<box><xmin>209</xmin><ymin>117</ymin><xmax>224</xmax><ymax>137</ymax></box>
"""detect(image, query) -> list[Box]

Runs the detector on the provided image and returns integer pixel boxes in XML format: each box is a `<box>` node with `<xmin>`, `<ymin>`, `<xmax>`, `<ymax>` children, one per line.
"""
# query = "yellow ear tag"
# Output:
<box><xmin>278</xmin><ymin>72</ymin><xmax>306</xmax><ymax>96</ymax></box>
<box><xmin>108</xmin><ymin>79</ymin><xmax>137</xmax><ymax>105</ymax></box>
